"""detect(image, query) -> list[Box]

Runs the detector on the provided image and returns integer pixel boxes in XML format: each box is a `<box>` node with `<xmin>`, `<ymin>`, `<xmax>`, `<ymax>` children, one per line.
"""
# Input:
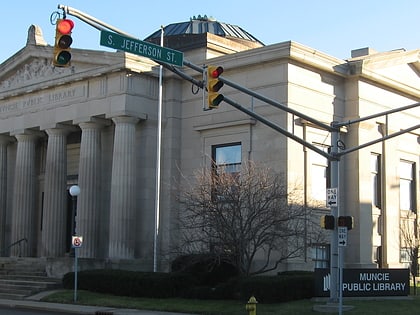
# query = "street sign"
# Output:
<box><xmin>100</xmin><ymin>30</ymin><xmax>184</xmax><ymax>67</ymax></box>
<box><xmin>326</xmin><ymin>188</ymin><xmax>338</xmax><ymax>207</ymax></box>
<box><xmin>338</xmin><ymin>227</ymin><xmax>347</xmax><ymax>247</ymax></box>
<box><xmin>72</xmin><ymin>236</ymin><xmax>83</xmax><ymax>248</ymax></box>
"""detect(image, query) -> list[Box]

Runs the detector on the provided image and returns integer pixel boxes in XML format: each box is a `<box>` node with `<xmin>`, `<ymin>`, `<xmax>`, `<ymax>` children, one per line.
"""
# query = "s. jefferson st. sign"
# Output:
<box><xmin>315</xmin><ymin>268</ymin><xmax>409</xmax><ymax>297</ymax></box>
<box><xmin>100</xmin><ymin>30</ymin><xmax>184</xmax><ymax>67</ymax></box>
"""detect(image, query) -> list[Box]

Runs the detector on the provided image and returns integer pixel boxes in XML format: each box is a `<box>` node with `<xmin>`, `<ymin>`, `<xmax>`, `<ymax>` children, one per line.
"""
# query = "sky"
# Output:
<box><xmin>0</xmin><ymin>0</ymin><xmax>419</xmax><ymax>64</ymax></box>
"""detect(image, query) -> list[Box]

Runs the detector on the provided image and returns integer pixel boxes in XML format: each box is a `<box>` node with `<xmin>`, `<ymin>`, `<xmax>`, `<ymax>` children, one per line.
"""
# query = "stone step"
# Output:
<box><xmin>0</xmin><ymin>278</ymin><xmax>61</xmax><ymax>287</ymax></box>
<box><xmin>0</xmin><ymin>274</ymin><xmax>60</xmax><ymax>282</ymax></box>
<box><xmin>0</xmin><ymin>277</ymin><xmax>61</xmax><ymax>298</ymax></box>
<box><xmin>0</xmin><ymin>258</ymin><xmax>62</xmax><ymax>300</ymax></box>
<box><xmin>0</xmin><ymin>284</ymin><xmax>34</xmax><ymax>296</ymax></box>
<box><xmin>0</xmin><ymin>292</ymin><xmax>28</xmax><ymax>300</ymax></box>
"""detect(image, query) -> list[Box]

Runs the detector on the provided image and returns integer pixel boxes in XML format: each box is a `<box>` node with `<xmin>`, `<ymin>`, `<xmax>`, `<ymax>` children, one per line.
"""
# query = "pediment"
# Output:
<box><xmin>0</xmin><ymin>25</ymin><xmax>130</xmax><ymax>100</ymax></box>
<box><xmin>349</xmin><ymin>49</ymin><xmax>420</xmax><ymax>96</ymax></box>
<box><xmin>0</xmin><ymin>47</ymin><xmax>159</xmax><ymax>101</ymax></box>
<box><xmin>0</xmin><ymin>56</ymin><xmax>76</xmax><ymax>92</ymax></box>
<box><xmin>366</xmin><ymin>50</ymin><xmax>420</xmax><ymax>88</ymax></box>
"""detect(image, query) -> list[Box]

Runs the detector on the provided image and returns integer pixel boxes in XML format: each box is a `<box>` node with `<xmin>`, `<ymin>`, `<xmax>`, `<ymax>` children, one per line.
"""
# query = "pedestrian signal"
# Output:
<box><xmin>321</xmin><ymin>215</ymin><xmax>335</xmax><ymax>230</ymax></box>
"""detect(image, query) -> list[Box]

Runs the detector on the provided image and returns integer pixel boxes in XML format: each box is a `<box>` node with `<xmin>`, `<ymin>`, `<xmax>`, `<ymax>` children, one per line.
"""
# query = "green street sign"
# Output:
<box><xmin>100</xmin><ymin>30</ymin><xmax>183</xmax><ymax>67</ymax></box>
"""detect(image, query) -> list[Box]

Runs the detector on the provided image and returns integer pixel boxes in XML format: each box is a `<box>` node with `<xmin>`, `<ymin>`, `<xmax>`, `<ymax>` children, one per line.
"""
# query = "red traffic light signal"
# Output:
<box><xmin>320</xmin><ymin>215</ymin><xmax>335</xmax><ymax>230</ymax></box>
<box><xmin>207</xmin><ymin>65</ymin><xmax>224</xmax><ymax>108</ymax></box>
<box><xmin>53</xmin><ymin>19</ymin><xmax>74</xmax><ymax>67</ymax></box>
<box><xmin>209</xmin><ymin>66</ymin><xmax>223</xmax><ymax>79</ymax></box>
<box><xmin>57</xmin><ymin>19</ymin><xmax>74</xmax><ymax>34</ymax></box>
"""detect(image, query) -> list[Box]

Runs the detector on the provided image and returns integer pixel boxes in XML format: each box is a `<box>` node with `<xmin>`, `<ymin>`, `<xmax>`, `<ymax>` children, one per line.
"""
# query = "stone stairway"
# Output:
<box><xmin>0</xmin><ymin>257</ymin><xmax>62</xmax><ymax>300</ymax></box>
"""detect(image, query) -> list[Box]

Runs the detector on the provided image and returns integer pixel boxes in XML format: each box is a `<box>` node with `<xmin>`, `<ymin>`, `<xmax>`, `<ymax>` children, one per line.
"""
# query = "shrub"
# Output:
<box><xmin>63</xmin><ymin>269</ymin><xmax>314</xmax><ymax>303</ymax></box>
<box><xmin>171</xmin><ymin>253</ymin><xmax>239</xmax><ymax>286</ymax></box>
<box><xmin>63</xmin><ymin>269</ymin><xmax>195</xmax><ymax>298</ymax></box>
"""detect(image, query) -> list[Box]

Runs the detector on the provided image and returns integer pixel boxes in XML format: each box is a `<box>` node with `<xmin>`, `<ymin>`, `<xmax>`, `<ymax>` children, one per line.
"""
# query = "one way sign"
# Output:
<box><xmin>338</xmin><ymin>227</ymin><xmax>348</xmax><ymax>247</ymax></box>
<box><xmin>326</xmin><ymin>188</ymin><xmax>338</xmax><ymax>207</ymax></box>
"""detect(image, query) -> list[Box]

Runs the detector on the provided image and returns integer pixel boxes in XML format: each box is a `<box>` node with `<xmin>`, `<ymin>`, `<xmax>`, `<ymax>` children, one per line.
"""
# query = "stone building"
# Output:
<box><xmin>0</xmin><ymin>18</ymin><xmax>418</xmax><ymax>276</ymax></box>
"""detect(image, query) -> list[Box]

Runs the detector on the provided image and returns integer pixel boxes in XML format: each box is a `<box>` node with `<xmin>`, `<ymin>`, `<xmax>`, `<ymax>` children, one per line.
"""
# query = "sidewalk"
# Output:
<box><xmin>0</xmin><ymin>291</ymin><xmax>194</xmax><ymax>315</ymax></box>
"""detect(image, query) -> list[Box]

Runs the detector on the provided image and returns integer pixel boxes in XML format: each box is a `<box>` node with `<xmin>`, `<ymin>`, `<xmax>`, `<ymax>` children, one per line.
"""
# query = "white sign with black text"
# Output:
<box><xmin>338</xmin><ymin>227</ymin><xmax>348</xmax><ymax>247</ymax></box>
<box><xmin>326</xmin><ymin>188</ymin><xmax>338</xmax><ymax>207</ymax></box>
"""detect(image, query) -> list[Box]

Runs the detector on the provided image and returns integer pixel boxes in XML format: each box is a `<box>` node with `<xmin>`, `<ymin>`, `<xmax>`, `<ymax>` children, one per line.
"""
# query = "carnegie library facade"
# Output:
<box><xmin>0</xmin><ymin>19</ymin><xmax>418</xmax><ymax>277</ymax></box>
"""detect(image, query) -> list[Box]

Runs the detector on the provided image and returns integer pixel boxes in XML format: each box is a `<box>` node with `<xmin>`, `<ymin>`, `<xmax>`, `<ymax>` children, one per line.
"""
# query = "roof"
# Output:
<box><xmin>144</xmin><ymin>16</ymin><xmax>264</xmax><ymax>46</ymax></box>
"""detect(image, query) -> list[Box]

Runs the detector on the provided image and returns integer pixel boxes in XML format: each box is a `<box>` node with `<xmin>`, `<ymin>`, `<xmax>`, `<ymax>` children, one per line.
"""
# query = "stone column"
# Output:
<box><xmin>41</xmin><ymin>128</ymin><xmax>69</xmax><ymax>257</ymax></box>
<box><xmin>0</xmin><ymin>135</ymin><xmax>12</xmax><ymax>253</ymax></box>
<box><xmin>11</xmin><ymin>133</ymin><xmax>38</xmax><ymax>257</ymax></box>
<box><xmin>76</xmin><ymin>122</ymin><xmax>103</xmax><ymax>258</ymax></box>
<box><xmin>108</xmin><ymin>116</ymin><xmax>139</xmax><ymax>259</ymax></box>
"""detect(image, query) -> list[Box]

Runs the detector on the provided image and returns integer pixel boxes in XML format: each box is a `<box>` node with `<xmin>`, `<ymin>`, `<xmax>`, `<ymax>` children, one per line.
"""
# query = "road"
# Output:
<box><xmin>0</xmin><ymin>306</ymin><xmax>73</xmax><ymax>315</ymax></box>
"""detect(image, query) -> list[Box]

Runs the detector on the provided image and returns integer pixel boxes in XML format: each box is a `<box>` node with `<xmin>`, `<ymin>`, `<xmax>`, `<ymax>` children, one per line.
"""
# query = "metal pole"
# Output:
<box><xmin>339</xmin><ymin>245</ymin><xmax>343</xmax><ymax>315</ymax></box>
<box><xmin>329</xmin><ymin>125</ymin><xmax>340</xmax><ymax>303</ymax></box>
<box><xmin>58</xmin><ymin>4</ymin><xmax>135</xmax><ymax>37</ymax></box>
<box><xmin>74</xmin><ymin>247</ymin><xmax>78</xmax><ymax>302</ymax></box>
<box><xmin>153</xmin><ymin>26</ymin><xmax>164</xmax><ymax>272</ymax></box>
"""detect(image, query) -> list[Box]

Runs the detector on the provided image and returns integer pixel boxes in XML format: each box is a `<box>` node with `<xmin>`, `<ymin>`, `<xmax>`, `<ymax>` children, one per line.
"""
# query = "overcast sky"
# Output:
<box><xmin>0</xmin><ymin>0</ymin><xmax>418</xmax><ymax>64</ymax></box>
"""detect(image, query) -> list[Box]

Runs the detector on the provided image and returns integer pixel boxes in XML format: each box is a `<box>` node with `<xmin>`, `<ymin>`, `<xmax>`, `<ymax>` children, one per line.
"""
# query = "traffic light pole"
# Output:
<box><xmin>330</xmin><ymin>125</ymin><xmax>340</xmax><ymax>304</ymax></box>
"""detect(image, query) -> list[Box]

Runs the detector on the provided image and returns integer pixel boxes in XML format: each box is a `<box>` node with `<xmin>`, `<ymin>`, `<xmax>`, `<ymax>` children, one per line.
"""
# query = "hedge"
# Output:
<box><xmin>63</xmin><ymin>269</ymin><xmax>314</xmax><ymax>303</ymax></box>
<box><xmin>63</xmin><ymin>269</ymin><xmax>196</xmax><ymax>298</ymax></box>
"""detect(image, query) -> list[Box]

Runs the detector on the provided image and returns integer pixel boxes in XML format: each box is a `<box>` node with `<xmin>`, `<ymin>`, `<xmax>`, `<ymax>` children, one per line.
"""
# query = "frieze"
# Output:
<box><xmin>0</xmin><ymin>58</ymin><xmax>74</xmax><ymax>91</ymax></box>
<box><xmin>0</xmin><ymin>85</ymin><xmax>85</xmax><ymax>118</ymax></box>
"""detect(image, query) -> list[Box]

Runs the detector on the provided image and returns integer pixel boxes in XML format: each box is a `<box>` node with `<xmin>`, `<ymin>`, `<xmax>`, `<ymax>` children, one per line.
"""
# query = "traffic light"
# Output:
<box><xmin>207</xmin><ymin>65</ymin><xmax>224</xmax><ymax>108</ymax></box>
<box><xmin>53</xmin><ymin>19</ymin><xmax>74</xmax><ymax>67</ymax></box>
<box><xmin>338</xmin><ymin>216</ymin><xmax>354</xmax><ymax>230</ymax></box>
<box><xmin>320</xmin><ymin>215</ymin><xmax>335</xmax><ymax>230</ymax></box>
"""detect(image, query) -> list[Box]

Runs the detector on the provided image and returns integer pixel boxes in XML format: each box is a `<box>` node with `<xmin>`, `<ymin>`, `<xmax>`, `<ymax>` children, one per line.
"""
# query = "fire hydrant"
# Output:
<box><xmin>245</xmin><ymin>296</ymin><xmax>258</xmax><ymax>315</ymax></box>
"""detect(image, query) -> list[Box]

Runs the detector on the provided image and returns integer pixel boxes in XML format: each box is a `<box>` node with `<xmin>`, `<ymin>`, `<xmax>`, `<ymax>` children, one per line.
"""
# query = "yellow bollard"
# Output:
<box><xmin>245</xmin><ymin>296</ymin><xmax>258</xmax><ymax>315</ymax></box>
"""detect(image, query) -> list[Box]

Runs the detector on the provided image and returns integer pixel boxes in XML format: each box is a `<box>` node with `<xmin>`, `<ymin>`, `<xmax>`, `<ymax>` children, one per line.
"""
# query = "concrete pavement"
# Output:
<box><xmin>0</xmin><ymin>291</ymin><xmax>195</xmax><ymax>315</ymax></box>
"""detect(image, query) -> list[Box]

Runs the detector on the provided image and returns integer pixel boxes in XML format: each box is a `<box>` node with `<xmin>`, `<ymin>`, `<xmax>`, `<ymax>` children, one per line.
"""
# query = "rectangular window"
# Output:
<box><xmin>400</xmin><ymin>161</ymin><xmax>416</xmax><ymax>212</ymax></box>
<box><xmin>371</xmin><ymin>153</ymin><xmax>382</xmax><ymax>208</ymax></box>
<box><xmin>212</xmin><ymin>143</ymin><xmax>242</xmax><ymax>175</ymax></box>
<box><xmin>400</xmin><ymin>247</ymin><xmax>411</xmax><ymax>263</ymax></box>
<box><xmin>211</xmin><ymin>143</ymin><xmax>242</xmax><ymax>201</ymax></box>
<box><xmin>312</xmin><ymin>244</ymin><xmax>330</xmax><ymax>268</ymax></box>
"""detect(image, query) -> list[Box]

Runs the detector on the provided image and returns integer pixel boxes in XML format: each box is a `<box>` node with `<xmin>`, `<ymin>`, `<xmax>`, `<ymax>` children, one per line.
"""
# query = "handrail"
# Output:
<box><xmin>0</xmin><ymin>238</ymin><xmax>27</xmax><ymax>257</ymax></box>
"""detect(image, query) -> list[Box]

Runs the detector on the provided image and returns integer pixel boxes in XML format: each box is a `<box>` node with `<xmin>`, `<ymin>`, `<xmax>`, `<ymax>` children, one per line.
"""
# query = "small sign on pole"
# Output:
<box><xmin>72</xmin><ymin>236</ymin><xmax>83</xmax><ymax>248</ymax></box>
<box><xmin>326</xmin><ymin>188</ymin><xmax>338</xmax><ymax>207</ymax></box>
<box><xmin>338</xmin><ymin>227</ymin><xmax>348</xmax><ymax>247</ymax></box>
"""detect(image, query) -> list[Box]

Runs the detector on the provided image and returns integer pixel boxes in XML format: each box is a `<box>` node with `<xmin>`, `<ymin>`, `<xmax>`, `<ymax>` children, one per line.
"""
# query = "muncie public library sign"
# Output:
<box><xmin>315</xmin><ymin>269</ymin><xmax>409</xmax><ymax>297</ymax></box>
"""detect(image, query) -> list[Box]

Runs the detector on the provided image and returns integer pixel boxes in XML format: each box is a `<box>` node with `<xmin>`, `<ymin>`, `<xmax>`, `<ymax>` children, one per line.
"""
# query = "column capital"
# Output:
<box><xmin>107</xmin><ymin>112</ymin><xmax>147</xmax><ymax>121</ymax></box>
<box><xmin>74</xmin><ymin>117</ymin><xmax>111</xmax><ymax>127</ymax></box>
<box><xmin>10</xmin><ymin>129</ymin><xmax>44</xmax><ymax>137</ymax></box>
<box><xmin>42</xmin><ymin>123</ymin><xmax>79</xmax><ymax>133</ymax></box>
<box><xmin>112</xmin><ymin>116</ymin><xmax>140</xmax><ymax>125</ymax></box>
<box><xmin>78</xmin><ymin>121</ymin><xmax>105</xmax><ymax>131</ymax></box>
<box><xmin>14</xmin><ymin>132</ymin><xmax>42</xmax><ymax>142</ymax></box>
<box><xmin>45</xmin><ymin>127</ymin><xmax>71</xmax><ymax>137</ymax></box>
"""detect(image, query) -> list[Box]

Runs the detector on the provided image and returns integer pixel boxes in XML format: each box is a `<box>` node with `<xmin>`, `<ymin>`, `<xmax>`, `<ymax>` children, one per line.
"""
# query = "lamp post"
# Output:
<box><xmin>69</xmin><ymin>185</ymin><xmax>80</xmax><ymax>302</ymax></box>
<box><xmin>69</xmin><ymin>185</ymin><xmax>80</xmax><ymax>235</ymax></box>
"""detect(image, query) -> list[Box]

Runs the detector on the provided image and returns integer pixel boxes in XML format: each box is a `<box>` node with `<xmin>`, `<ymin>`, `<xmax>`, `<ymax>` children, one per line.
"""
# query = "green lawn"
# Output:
<box><xmin>43</xmin><ymin>290</ymin><xmax>420</xmax><ymax>315</ymax></box>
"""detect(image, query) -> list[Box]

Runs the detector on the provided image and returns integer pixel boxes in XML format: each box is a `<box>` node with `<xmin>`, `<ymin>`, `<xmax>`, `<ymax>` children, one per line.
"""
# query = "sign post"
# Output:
<box><xmin>100</xmin><ymin>30</ymin><xmax>184</xmax><ymax>66</ymax></box>
<box><xmin>72</xmin><ymin>236</ymin><xmax>83</xmax><ymax>302</ymax></box>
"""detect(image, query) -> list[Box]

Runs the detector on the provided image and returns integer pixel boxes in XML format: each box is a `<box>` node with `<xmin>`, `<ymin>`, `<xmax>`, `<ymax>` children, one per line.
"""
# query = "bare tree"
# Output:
<box><xmin>400</xmin><ymin>213</ymin><xmax>419</xmax><ymax>295</ymax></box>
<box><xmin>175</xmin><ymin>161</ymin><xmax>311</xmax><ymax>276</ymax></box>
